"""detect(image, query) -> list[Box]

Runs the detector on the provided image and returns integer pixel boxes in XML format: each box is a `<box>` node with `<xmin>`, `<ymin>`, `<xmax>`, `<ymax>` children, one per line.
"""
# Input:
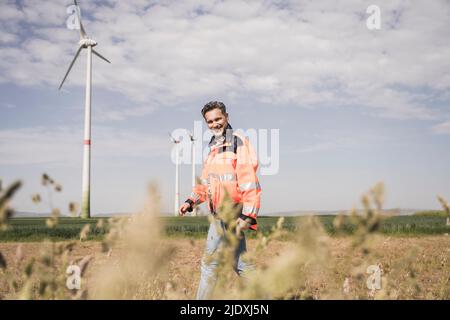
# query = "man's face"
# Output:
<box><xmin>204</xmin><ymin>108</ymin><xmax>229</xmax><ymax>137</ymax></box>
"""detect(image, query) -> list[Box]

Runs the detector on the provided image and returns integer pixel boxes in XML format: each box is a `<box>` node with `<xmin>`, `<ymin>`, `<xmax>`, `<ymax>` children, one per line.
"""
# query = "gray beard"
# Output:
<box><xmin>212</xmin><ymin>128</ymin><xmax>224</xmax><ymax>137</ymax></box>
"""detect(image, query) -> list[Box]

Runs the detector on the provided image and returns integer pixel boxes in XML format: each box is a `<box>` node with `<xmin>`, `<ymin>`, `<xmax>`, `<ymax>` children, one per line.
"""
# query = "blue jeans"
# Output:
<box><xmin>196</xmin><ymin>219</ymin><xmax>254</xmax><ymax>300</ymax></box>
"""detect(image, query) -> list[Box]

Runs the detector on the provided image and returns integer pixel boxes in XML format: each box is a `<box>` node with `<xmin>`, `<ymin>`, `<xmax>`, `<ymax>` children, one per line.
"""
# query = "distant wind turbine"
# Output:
<box><xmin>169</xmin><ymin>133</ymin><xmax>181</xmax><ymax>216</ymax></box>
<box><xmin>188</xmin><ymin>132</ymin><xmax>197</xmax><ymax>216</ymax></box>
<box><xmin>59</xmin><ymin>0</ymin><xmax>111</xmax><ymax>219</ymax></box>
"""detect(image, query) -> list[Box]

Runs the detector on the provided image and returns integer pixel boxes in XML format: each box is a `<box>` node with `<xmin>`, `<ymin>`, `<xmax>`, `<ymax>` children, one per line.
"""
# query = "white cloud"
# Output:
<box><xmin>93</xmin><ymin>103</ymin><xmax>156</xmax><ymax>122</ymax></box>
<box><xmin>0</xmin><ymin>29</ymin><xmax>18</xmax><ymax>44</ymax></box>
<box><xmin>290</xmin><ymin>131</ymin><xmax>391</xmax><ymax>154</ymax></box>
<box><xmin>0</xmin><ymin>125</ymin><xmax>170</xmax><ymax>166</ymax></box>
<box><xmin>21</xmin><ymin>0</ymin><xmax>68</xmax><ymax>26</ymax></box>
<box><xmin>0</xmin><ymin>1</ymin><xmax>24</xmax><ymax>21</ymax></box>
<box><xmin>0</xmin><ymin>126</ymin><xmax>79</xmax><ymax>165</ymax></box>
<box><xmin>0</xmin><ymin>0</ymin><xmax>449</xmax><ymax>120</ymax></box>
<box><xmin>293</xmin><ymin>136</ymin><xmax>356</xmax><ymax>154</ymax></box>
<box><xmin>432</xmin><ymin>120</ymin><xmax>450</xmax><ymax>134</ymax></box>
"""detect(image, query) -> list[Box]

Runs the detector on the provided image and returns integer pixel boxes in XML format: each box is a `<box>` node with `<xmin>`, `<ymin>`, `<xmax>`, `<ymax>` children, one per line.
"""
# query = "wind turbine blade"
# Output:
<box><xmin>58</xmin><ymin>46</ymin><xmax>83</xmax><ymax>90</ymax></box>
<box><xmin>168</xmin><ymin>132</ymin><xmax>180</xmax><ymax>143</ymax></box>
<box><xmin>92</xmin><ymin>49</ymin><xmax>111</xmax><ymax>64</ymax></box>
<box><xmin>74</xmin><ymin>0</ymin><xmax>87</xmax><ymax>39</ymax></box>
<box><xmin>168</xmin><ymin>132</ymin><xmax>175</xmax><ymax>143</ymax></box>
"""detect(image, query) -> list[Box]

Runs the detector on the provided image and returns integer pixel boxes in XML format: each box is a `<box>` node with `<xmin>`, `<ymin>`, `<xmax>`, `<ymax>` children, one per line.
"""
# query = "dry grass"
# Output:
<box><xmin>0</xmin><ymin>235</ymin><xmax>448</xmax><ymax>299</ymax></box>
<box><xmin>0</xmin><ymin>180</ymin><xmax>449</xmax><ymax>300</ymax></box>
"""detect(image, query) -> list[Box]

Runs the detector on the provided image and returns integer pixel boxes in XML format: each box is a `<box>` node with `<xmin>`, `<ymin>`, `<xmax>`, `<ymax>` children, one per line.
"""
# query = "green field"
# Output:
<box><xmin>0</xmin><ymin>214</ymin><xmax>448</xmax><ymax>242</ymax></box>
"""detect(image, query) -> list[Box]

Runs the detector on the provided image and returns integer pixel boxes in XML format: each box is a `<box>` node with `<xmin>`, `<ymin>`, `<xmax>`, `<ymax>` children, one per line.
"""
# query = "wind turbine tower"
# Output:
<box><xmin>59</xmin><ymin>0</ymin><xmax>111</xmax><ymax>218</ymax></box>
<box><xmin>188</xmin><ymin>132</ymin><xmax>198</xmax><ymax>216</ymax></box>
<box><xmin>169</xmin><ymin>134</ymin><xmax>181</xmax><ymax>216</ymax></box>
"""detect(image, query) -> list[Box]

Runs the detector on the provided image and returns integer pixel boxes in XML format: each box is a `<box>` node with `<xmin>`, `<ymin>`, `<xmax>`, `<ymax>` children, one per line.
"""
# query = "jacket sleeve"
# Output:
<box><xmin>235</xmin><ymin>135</ymin><xmax>261</xmax><ymax>225</ymax></box>
<box><xmin>185</xmin><ymin>166</ymin><xmax>208</xmax><ymax>211</ymax></box>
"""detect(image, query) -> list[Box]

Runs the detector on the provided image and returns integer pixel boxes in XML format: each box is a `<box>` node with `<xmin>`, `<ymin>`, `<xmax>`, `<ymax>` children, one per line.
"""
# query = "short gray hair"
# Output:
<box><xmin>201</xmin><ymin>101</ymin><xmax>227</xmax><ymax>118</ymax></box>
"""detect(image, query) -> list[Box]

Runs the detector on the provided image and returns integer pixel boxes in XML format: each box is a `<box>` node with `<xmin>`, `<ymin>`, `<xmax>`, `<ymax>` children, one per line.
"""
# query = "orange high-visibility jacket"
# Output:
<box><xmin>185</xmin><ymin>124</ymin><xmax>261</xmax><ymax>230</ymax></box>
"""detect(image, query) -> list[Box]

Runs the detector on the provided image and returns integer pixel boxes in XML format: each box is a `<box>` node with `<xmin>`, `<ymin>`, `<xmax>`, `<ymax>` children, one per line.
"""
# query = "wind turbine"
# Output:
<box><xmin>59</xmin><ymin>0</ymin><xmax>111</xmax><ymax>219</ymax></box>
<box><xmin>169</xmin><ymin>133</ymin><xmax>181</xmax><ymax>216</ymax></box>
<box><xmin>188</xmin><ymin>132</ymin><xmax>198</xmax><ymax>216</ymax></box>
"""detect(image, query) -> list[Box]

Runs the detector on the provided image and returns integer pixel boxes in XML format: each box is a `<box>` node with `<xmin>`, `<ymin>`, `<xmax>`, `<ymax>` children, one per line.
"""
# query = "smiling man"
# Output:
<box><xmin>179</xmin><ymin>101</ymin><xmax>262</xmax><ymax>300</ymax></box>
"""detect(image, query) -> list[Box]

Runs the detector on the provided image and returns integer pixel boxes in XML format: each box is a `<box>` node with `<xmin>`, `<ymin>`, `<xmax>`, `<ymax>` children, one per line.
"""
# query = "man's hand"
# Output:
<box><xmin>235</xmin><ymin>217</ymin><xmax>251</xmax><ymax>235</ymax></box>
<box><xmin>179</xmin><ymin>203</ymin><xmax>191</xmax><ymax>216</ymax></box>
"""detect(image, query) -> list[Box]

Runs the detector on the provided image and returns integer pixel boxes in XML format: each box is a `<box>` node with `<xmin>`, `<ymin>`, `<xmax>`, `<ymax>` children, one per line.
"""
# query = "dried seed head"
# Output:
<box><xmin>24</xmin><ymin>258</ymin><xmax>35</xmax><ymax>277</ymax></box>
<box><xmin>276</xmin><ymin>217</ymin><xmax>285</xmax><ymax>230</ymax></box>
<box><xmin>46</xmin><ymin>218</ymin><xmax>56</xmax><ymax>228</ymax></box>
<box><xmin>96</xmin><ymin>218</ymin><xmax>105</xmax><ymax>229</ymax></box>
<box><xmin>0</xmin><ymin>252</ymin><xmax>7</xmax><ymax>269</ymax></box>
<box><xmin>40</xmin><ymin>253</ymin><xmax>52</xmax><ymax>267</ymax></box>
<box><xmin>361</xmin><ymin>194</ymin><xmax>370</xmax><ymax>210</ymax></box>
<box><xmin>51</xmin><ymin>208</ymin><xmax>61</xmax><ymax>218</ymax></box>
<box><xmin>437</xmin><ymin>195</ymin><xmax>450</xmax><ymax>216</ymax></box>
<box><xmin>31</xmin><ymin>194</ymin><xmax>41</xmax><ymax>204</ymax></box>
<box><xmin>0</xmin><ymin>181</ymin><xmax>22</xmax><ymax>229</ymax></box>
<box><xmin>69</xmin><ymin>202</ymin><xmax>79</xmax><ymax>217</ymax></box>
<box><xmin>79</xmin><ymin>224</ymin><xmax>91</xmax><ymax>242</ymax></box>
<box><xmin>371</xmin><ymin>182</ymin><xmax>384</xmax><ymax>210</ymax></box>
<box><xmin>333</xmin><ymin>213</ymin><xmax>345</xmax><ymax>231</ymax></box>
<box><xmin>41</xmin><ymin>173</ymin><xmax>51</xmax><ymax>186</ymax></box>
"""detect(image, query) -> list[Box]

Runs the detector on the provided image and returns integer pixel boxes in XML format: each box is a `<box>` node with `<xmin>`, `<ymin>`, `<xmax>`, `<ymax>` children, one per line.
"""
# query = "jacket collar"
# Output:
<box><xmin>208</xmin><ymin>123</ymin><xmax>233</xmax><ymax>148</ymax></box>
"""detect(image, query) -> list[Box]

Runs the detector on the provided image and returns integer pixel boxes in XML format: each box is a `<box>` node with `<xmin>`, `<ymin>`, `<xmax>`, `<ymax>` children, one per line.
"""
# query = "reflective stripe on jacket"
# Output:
<box><xmin>185</xmin><ymin>124</ymin><xmax>261</xmax><ymax>230</ymax></box>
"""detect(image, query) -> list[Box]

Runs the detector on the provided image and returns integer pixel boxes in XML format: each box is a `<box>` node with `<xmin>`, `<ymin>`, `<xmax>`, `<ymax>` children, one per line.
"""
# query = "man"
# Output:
<box><xmin>179</xmin><ymin>101</ymin><xmax>262</xmax><ymax>300</ymax></box>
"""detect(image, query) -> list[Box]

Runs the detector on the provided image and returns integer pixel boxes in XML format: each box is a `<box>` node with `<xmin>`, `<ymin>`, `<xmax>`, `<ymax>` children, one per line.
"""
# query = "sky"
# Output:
<box><xmin>1</xmin><ymin>0</ymin><xmax>450</xmax><ymax>216</ymax></box>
